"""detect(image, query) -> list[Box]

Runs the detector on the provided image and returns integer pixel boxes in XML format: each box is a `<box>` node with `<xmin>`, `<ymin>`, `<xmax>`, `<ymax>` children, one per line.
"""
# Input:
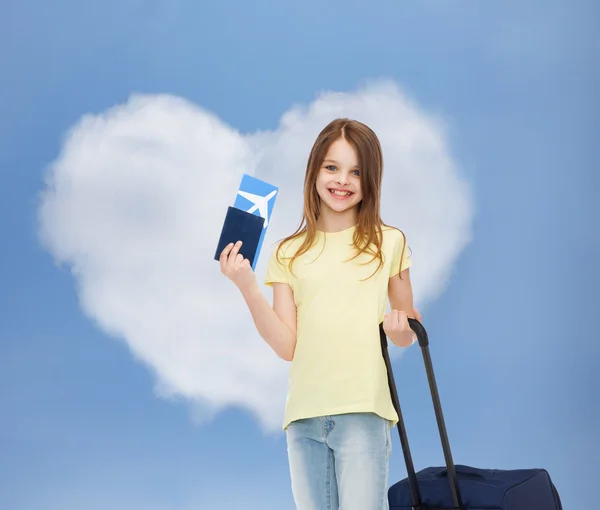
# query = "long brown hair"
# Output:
<box><xmin>276</xmin><ymin>118</ymin><xmax>407</xmax><ymax>279</ymax></box>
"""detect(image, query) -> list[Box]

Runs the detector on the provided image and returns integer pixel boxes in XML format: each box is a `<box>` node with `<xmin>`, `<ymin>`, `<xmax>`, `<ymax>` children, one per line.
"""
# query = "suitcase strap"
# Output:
<box><xmin>380</xmin><ymin>319</ymin><xmax>465</xmax><ymax>510</ymax></box>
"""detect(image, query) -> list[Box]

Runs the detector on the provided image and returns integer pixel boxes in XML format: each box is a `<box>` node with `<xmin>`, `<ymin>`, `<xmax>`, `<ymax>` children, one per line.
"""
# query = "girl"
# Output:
<box><xmin>219</xmin><ymin>118</ymin><xmax>419</xmax><ymax>510</ymax></box>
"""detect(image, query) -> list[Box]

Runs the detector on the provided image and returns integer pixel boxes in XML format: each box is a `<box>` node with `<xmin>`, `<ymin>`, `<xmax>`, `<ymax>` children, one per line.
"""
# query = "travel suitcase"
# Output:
<box><xmin>381</xmin><ymin>319</ymin><xmax>563</xmax><ymax>510</ymax></box>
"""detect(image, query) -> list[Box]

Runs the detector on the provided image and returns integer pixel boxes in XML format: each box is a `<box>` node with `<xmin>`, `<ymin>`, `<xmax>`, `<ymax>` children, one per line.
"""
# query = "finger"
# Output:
<box><xmin>228</xmin><ymin>241</ymin><xmax>243</xmax><ymax>263</ymax></box>
<box><xmin>391</xmin><ymin>309</ymin><xmax>400</xmax><ymax>329</ymax></box>
<box><xmin>383</xmin><ymin>312</ymin><xmax>391</xmax><ymax>331</ymax></box>
<box><xmin>219</xmin><ymin>243</ymin><xmax>234</xmax><ymax>272</ymax></box>
<box><xmin>397</xmin><ymin>310</ymin><xmax>408</xmax><ymax>329</ymax></box>
<box><xmin>229</xmin><ymin>241</ymin><xmax>242</xmax><ymax>259</ymax></box>
<box><xmin>220</xmin><ymin>242</ymin><xmax>234</xmax><ymax>262</ymax></box>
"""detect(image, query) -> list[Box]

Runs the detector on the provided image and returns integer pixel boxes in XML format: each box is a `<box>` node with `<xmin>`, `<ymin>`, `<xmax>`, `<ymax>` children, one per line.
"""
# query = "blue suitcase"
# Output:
<box><xmin>381</xmin><ymin>320</ymin><xmax>563</xmax><ymax>510</ymax></box>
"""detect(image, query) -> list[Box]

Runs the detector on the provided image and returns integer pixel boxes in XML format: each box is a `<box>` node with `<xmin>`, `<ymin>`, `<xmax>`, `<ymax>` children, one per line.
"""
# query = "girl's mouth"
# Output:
<box><xmin>328</xmin><ymin>188</ymin><xmax>354</xmax><ymax>200</ymax></box>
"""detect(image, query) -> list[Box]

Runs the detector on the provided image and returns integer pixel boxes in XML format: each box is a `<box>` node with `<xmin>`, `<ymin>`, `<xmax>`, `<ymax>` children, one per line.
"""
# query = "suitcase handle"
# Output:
<box><xmin>437</xmin><ymin>465</ymin><xmax>486</xmax><ymax>479</ymax></box>
<box><xmin>380</xmin><ymin>318</ymin><xmax>465</xmax><ymax>510</ymax></box>
<box><xmin>408</xmin><ymin>317</ymin><xmax>429</xmax><ymax>347</ymax></box>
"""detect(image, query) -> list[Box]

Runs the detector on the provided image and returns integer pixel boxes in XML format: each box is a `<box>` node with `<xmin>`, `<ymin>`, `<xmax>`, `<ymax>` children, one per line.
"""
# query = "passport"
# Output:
<box><xmin>214</xmin><ymin>173</ymin><xmax>279</xmax><ymax>270</ymax></box>
<box><xmin>214</xmin><ymin>206</ymin><xmax>265</xmax><ymax>268</ymax></box>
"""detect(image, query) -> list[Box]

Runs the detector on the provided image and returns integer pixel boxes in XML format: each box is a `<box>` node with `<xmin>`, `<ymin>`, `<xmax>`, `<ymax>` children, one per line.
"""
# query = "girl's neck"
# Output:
<box><xmin>316</xmin><ymin>209</ymin><xmax>358</xmax><ymax>233</ymax></box>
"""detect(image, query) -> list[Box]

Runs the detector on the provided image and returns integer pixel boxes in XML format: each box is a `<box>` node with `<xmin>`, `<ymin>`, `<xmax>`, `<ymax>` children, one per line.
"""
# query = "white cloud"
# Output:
<box><xmin>37</xmin><ymin>80</ymin><xmax>473</xmax><ymax>432</ymax></box>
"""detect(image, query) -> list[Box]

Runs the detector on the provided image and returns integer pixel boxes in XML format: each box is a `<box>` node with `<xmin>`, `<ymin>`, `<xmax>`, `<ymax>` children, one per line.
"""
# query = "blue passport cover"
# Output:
<box><xmin>214</xmin><ymin>206</ymin><xmax>265</xmax><ymax>268</ymax></box>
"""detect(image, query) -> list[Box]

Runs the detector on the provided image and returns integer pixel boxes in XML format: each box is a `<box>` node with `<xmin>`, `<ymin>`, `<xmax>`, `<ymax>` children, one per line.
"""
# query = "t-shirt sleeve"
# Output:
<box><xmin>390</xmin><ymin>230</ymin><xmax>412</xmax><ymax>278</ymax></box>
<box><xmin>264</xmin><ymin>244</ymin><xmax>289</xmax><ymax>286</ymax></box>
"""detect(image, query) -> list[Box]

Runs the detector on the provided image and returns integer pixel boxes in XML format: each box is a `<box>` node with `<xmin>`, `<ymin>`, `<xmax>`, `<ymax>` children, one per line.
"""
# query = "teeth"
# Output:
<box><xmin>331</xmin><ymin>189</ymin><xmax>351</xmax><ymax>197</ymax></box>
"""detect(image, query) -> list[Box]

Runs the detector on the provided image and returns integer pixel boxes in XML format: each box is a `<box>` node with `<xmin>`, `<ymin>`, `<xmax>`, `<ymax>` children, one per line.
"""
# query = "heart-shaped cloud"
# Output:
<box><xmin>38</xmin><ymin>79</ymin><xmax>473</xmax><ymax>432</ymax></box>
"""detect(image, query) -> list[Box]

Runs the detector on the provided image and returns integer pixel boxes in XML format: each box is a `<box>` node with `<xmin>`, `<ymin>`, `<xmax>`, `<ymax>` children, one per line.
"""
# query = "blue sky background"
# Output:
<box><xmin>1</xmin><ymin>0</ymin><xmax>598</xmax><ymax>508</ymax></box>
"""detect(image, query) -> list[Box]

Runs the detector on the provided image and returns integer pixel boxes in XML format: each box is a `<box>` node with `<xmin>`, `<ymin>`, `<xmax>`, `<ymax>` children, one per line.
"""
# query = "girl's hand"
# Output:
<box><xmin>219</xmin><ymin>241</ymin><xmax>256</xmax><ymax>293</ymax></box>
<box><xmin>384</xmin><ymin>308</ymin><xmax>422</xmax><ymax>347</ymax></box>
<box><xmin>413</xmin><ymin>307</ymin><xmax>423</xmax><ymax>323</ymax></box>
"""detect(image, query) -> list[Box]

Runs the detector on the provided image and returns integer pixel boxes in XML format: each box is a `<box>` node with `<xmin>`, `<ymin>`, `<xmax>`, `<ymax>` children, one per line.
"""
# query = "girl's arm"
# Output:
<box><xmin>388</xmin><ymin>268</ymin><xmax>415</xmax><ymax>316</ymax></box>
<box><xmin>220</xmin><ymin>241</ymin><xmax>297</xmax><ymax>361</ymax></box>
<box><xmin>239</xmin><ymin>281</ymin><xmax>297</xmax><ymax>361</ymax></box>
<box><xmin>385</xmin><ymin>268</ymin><xmax>419</xmax><ymax>347</ymax></box>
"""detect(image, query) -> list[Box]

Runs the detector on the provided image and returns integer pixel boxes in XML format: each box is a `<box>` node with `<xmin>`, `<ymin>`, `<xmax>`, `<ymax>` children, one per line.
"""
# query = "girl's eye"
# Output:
<box><xmin>325</xmin><ymin>165</ymin><xmax>336</xmax><ymax>171</ymax></box>
<box><xmin>352</xmin><ymin>170</ymin><xmax>360</xmax><ymax>176</ymax></box>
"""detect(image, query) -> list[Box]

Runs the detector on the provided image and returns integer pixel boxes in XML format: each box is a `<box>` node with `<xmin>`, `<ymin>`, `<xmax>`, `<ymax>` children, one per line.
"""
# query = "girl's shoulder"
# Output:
<box><xmin>381</xmin><ymin>224</ymin><xmax>407</xmax><ymax>244</ymax></box>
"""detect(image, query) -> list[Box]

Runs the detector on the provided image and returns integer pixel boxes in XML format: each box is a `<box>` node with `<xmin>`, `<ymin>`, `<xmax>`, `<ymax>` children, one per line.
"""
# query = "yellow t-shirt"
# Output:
<box><xmin>264</xmin><ymin>224</ymin><xmax>412</xmax><ymax>430</ymax></box>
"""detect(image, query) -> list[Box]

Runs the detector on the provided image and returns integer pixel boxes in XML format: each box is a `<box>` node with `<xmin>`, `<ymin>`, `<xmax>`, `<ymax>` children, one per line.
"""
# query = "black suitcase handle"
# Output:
<box><xmin>380</xmin><ymin>318</ymin><xmax>464</xmax><ymax>510</ymax></box>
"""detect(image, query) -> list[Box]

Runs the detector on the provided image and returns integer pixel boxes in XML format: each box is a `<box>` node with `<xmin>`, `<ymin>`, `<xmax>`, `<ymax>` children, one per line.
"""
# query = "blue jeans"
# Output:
<box><xmin>286</xmin><ymin>413</ymin><xmax>392</xmax><ymax>510</ymax></box>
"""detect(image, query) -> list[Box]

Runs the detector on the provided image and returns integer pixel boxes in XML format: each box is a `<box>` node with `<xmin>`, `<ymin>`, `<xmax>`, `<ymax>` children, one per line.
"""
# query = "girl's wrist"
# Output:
<box><xmin>239</xmin><ymin>278</ymin><xmax>260</xmax><ymax>300</ymax></box>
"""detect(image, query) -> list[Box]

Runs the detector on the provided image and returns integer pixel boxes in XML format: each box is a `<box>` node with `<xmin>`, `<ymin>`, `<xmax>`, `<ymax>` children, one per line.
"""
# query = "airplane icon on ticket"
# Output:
<box><xmin>236</xmin><ymin>189</ymin><xmax>278</xmax><ymax>228</ymax></box>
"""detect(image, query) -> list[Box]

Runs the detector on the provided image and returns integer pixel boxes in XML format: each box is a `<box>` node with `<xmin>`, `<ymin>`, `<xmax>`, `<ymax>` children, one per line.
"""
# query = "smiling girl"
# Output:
<box><xmin>220</xmin><ymin>118</ymin><xmax>419</xmax><ymax>510</ymax></box>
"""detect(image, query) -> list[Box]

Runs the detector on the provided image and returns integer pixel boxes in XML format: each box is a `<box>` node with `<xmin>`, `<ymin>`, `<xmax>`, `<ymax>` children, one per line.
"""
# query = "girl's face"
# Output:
<box><xmin>315</xmin><ymin>138</ymin><xmax>363</xmax><ymax>215</ymax></box>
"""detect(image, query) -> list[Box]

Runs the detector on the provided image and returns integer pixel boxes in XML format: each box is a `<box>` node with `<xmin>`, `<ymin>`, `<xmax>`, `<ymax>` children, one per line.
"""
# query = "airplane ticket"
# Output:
<box><xmin>233</xmin><ymin>173</ymin><xmax>279</xmax><ymax>270</ymax></box>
